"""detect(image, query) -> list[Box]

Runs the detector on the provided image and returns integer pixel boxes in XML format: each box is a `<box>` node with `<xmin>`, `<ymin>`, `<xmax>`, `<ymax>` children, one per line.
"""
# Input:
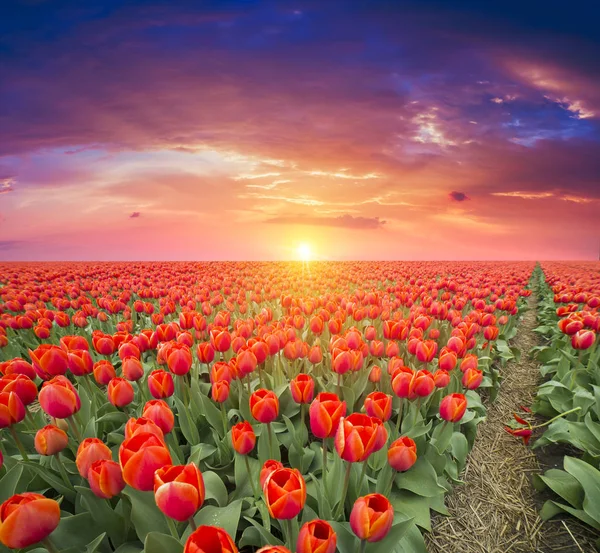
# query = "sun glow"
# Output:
<box><xmin>297</xmin><ymin>243</ymin><xmax>312</xmax><ymax>262</ymax></box>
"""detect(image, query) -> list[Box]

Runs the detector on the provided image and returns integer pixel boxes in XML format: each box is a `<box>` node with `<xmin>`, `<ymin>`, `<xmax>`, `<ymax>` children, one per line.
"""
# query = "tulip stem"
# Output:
<box><xmin>54</xmin><ymin>454</ymin><xmax>72</xmax><ymax>489</ymax></box>
<box><xmin>188</xmin><ymin>516</ymin><xmax>197</xmax><ymax>531</ymax></box>
<box><xmin>42</xmin><ymin>538</ymin><xmax>60</xmax><ymax>553</ymax></box>
<box><xmin>220</xmin><ymin>402</ymin><xmax>229</xmax><ymax>437</ymax></box>
<box><xmin>395</xmin><ymin>399</ymin><xmax>403</xmax><ymax>435</ymax></box>
<box><xmin>358</xmin><ymin>460</ymin><xmax>368</xmax><ymax>494</ymax></box>
<box><xmin>322</xmin><ymin>439</ymin><xmax>328</xmax><ymax>493</ymax></box>
<box><xmin>336</xmin><ymin>373</ymin><xmax>342</xmax><ymax>397</ymax></box>
<box><xmin>358</xmin><ymin>539</ymin><xmax>367</xmax><ymax>553</ymax></box>
<box><xmin>387</xmin><ymin>469</ymin><xmax>397</xmax><ymax>497</ymax></box>
<box><xmin>335</xmin><ymin>462</ymin><xmax>353</xmax><ymax>519</ymax></box>
<box><xmin>532</xmin><ymin>407</ymin><xmax>581</xmax><ymax>429</ymax></box>
<box><xmin>285</xmin><ymin>517</ymin><xmax>295</xmax><ymax>551</ymax></box>
<box><xmin>8</xmin><ymin>426</ymin><xmax>29</xmax><ymax>461</ymax></box>
<box><xmin>266</xmin><ymin>422</ymin><xmax>277</xmax><ymax>459</ymax></box>
<box><xmin>166</xmin><ymin>515</ymin><xmax>179</xmax><ymax>540</ymax></box>
<box><xmin>243</xmin><ymin>454</ymin><xmax>259</xmax><ymax>499</ymax></box>
<box><xmin>67</xmin><ymin>416</ymin><xmax>83</xmax><ymax>443</ymax></box>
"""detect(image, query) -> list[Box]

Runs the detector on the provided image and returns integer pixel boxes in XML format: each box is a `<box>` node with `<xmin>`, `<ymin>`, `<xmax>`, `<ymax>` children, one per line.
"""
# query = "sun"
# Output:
<box><xmin>297</xmin><ymin>243</ymin><xmax>312</xmax><ymax>262</ymax></box>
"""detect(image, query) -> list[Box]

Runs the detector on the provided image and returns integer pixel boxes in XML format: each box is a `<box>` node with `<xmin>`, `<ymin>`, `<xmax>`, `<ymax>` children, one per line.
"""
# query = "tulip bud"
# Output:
<box><xmin>260</xmin><ymin>460</ymin><xmax>283</xmax><ymax>488</ymax></box>
<box><xmin>93</xmin><ymin>360</ymin><xmax>116</xmax><ymax>386</ymax></box>
<box><xmin>34</xmin><ymin>425</ymin><xmax>68</xmax><ymax>456</ymax></box>
<box><xmin>0</xmin><ymin>493</ymin><xmax>60</xmax><ymax>549</ymax></box>
<box><xmin>142</xmin><ymin>400</ymin><xmax>175</xmax><ymax>435</ymax></box>
<box><xmin>107</xmin><ymin>377</ymin><xmax>135</xmax><ymax>408</ymax></box>
<box><xmin>572</xmin><ymin>329</ymin><xmax>595</xmax><ymax>350</ymax></box>
<box><xmin>290</xmin><ymin>374</ymin><xmax>315</xmax><ymax>404</ymax></box>
<box><xmin>76</xmin><ymin>438</ymin><xmax>112</xmax><ymax>478</ymax></box>
<box><xmin>231</xmin><ymin>421</ymin><xmax>256</xmax><ymax>455</ymax></box>
<box><xmin>212</xmin><ymin>380</ymin><xmax>230</xmax><ymax>403</ymax></box>
<box><xmin>147</xmin><ymin>369</ymin><xmax>175</xmax><ymax>399</ymax></box>
<box><xmin>184</xmin><ymin>526</ymin><xmax>238</xmax><ymax>553</ymax></box>
<box><xmin>335</xmin><ymin>414</ymin><xmax>387</xmax><ymax>463</ymax></box>
<box><xmin>250</xmin><ymin>389</ymin><xmax>279</xmax><ymax>424</ymax></box>
<box><xmin>462</xmin><ymin>367</ymin><xmax>483</xmax><ymax>390</ymax></box>
<box><xmin>0</xmin><ymin>374</ymin><xmax>37</xmax><ymax>406</ymax></box>
<box><xmin>368</xmin><ymin>365</ymin><xmax>381</xmax><ymax>383</ymax></box>
<box><xmin>364</xmin><ymin>392</ymin><xmax>392</xmax><ymax>422</ymax></box>
<box><xmin>297</xmin><ymin>519</ymin><xmax>337</xmax><ymax>553</ymax></box>
<box><xmin>119</xmin><ymin>432</ymin><xmax>172</xmax><ymax>491</ymax></box>
<box><xmin>122</xmin><ymin>356</ymin><xmax>144</xmax><ymax>381</ymax></box>
<box><xmin>87</xmin><ymin>459</ymin><xmax>126</xmax><ymax>499</ymax></box>
<box><xmin>387</xmin><ymin>436</ymin><xmax>417</xmax><ymax>471</ymax></box>
<box><xmin>309</xmin><ymin>392</ymin><xmax>346</xmax><ymax>439</ymax></box>
<box><xmin>38</xmin><ymin>375</ymin><xmax>81</xmax><ymax>419</ymax></box>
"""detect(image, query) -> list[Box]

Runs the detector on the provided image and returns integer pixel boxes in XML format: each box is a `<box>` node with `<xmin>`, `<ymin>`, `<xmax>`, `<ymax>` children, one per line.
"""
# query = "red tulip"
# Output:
<box><xmin>34</xmin><ymin>425</ymin><xmax>68</xmax><ymax>456</ymax></box>
<box><xmin>250</xmin><ymin>389</ymin><xmax>279</xmax><ymax>423</ymax></box>
<box><xmin>369</xmin><ymin>365</ymin><xmax>381</xmax><ymax>383</ymax></box>
<box><xmin>210</xmin><ymin>328</ymin><xmax>232</xmax><ymax>353</ymax></box>
<box><xmin>184</xmin><ymin>526</ymin><xmax>238</xmax><ymax>553</ymax></box>
<box><xmin>331</xmin><ymin>349</ymin><xmax>352</xmax><ymax>375</ymax></box>
<box><xmin>196</xmin><ymin>342</ymin><xmax>216</xmax><ymax>364</ymax></box>
<box><xmin>154</xmin><ymin>463</ymin><xmax>205</xmax><ymax>521</ymax></box>
<box><xmin>438</xmin><ymin>348</ymin><xmax>457</xmax><ymax>371</ymax></box>
<box><xmin>212</xmin><ymin>380</ymin><xmax>230</xmax><ymax>403</ymax></box>
<box><xmin>107</xmin><ymin>377</ymin><xmax>135</xmax><ymax>408</ymax></box>
<box><xmin>572</xmin><ymin>329</ymin><xmax>595</xmax><ymax>350</ymax></box>
<box><xmin>148</xmin><ymin>369</ymin><xmax>175</xmax><ymax>399</ymax></box>
<box><xmin>122</xmin><ymin>356</ymin><xmax>144</xmax><ymax>381</ymax></box>
<box><xmin>29</xmin><ymin>345</ymin><xmax>68</xmax><ymax>380</ymax></box>
<box><xmin>260</xmin><ymin>459</ymin><xmax>283</xmax><ymax>488</ymax></box>
<box><xmin>335</xmin><ymin>414</ymin><xmax>388</xmax><ymax>463</ymax></box>
<box><xmin>87</xmin><ymin>459</ymin><xmax>126</xmax><ymax>499</ymax></box>
<box><xmin>142</xmin><ymin>400</ymin><xmax>175</xmax><ymax>434</ymax></box>
<box><xmin>462</xmin><ymin>368</ymin><xmax>483</xmax><ymax>390</ymax></box>
<box><xmin>309</xmin><ymin>392</ymin><xmax>346</xmax><ymax>439</ymax></box>
<box><xmin>349</xmin><ymin>493</ymin><xmax>394</xmax><ymax>542</ymax></box>
<box><xmin>296</xmin><ymin>519</ymin><xmax>337</xmax><ymax>553</ymax></box>
<box><xmin>1</xmin><ymin>358</ymin><xmax>36</xmax><ymax>380</ymax></box>
<box><xmin>125</xmin><ymin>416</ymin><xmax>165</xmax><ymax>441</ymax></box>
<box><xmin>119</xmin><ymin>432</ymin><xmax>172</xmax><ymax>491</ymax></box>
<box><xmin>166</xmin><ymin>343</ymin><xmax>193</xmax><ymax>376</ymax></box>
<box><xmin>93</xmin><ymin>360</ymin><xmax>116</xmax><ymax>386</ymax></box>
<box><xmin>364</xmin><ymin>392</ymin><xmax>392</xmax><ymax>422</ymax></box>
<box><xmin>0</xmin><ymin>374</ymin><xmax>37</xmax><ymax>406</ymax></box>
<box><xmin>0</xmin><ymin>493</ymin><xmax>60</xmax><ymax>549</ymax></box>
<box><xmin>387</xmin><ymin>436</ymin><xmax>417</xmax><ymax>471</ymax></box>
<box><xmin>439</xmin><ymin>393</ymin><xmax>467</xmax><ymax>422</ymax></box>
<box><xmin>38</xmin><ymin>375</ymin><xmax>81</xmax><ymax>419</ymax></box>
<box><xmin>76</xmin><ymin>438</ymin><xmax>112</xmax><ymax>478</ymax></box>
<box><xmin>290</xmin><ymin>374</ymin><xmax>315</xmax><ymax>404</ymax></box>
<box><xmin>231</xmin><ymin>421</ymin><xmax>256</xmax><ymax>455</ymax></box>
<box><xmin>237</xmin><ymin>349</ymin><xmax>258</xmax><ymax>376</ymax></box>
<box><xmin>263</xmin><ymin>467</ymin><xmax>306</xmax><ymax>519</ymax></box>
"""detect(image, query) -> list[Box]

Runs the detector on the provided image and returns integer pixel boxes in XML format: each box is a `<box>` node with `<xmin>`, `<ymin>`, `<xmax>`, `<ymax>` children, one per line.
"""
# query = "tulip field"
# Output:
<box><xmin>0</xmin><ymin>260</ymin><xmax>598</xmax><ymax>553</ymax></box>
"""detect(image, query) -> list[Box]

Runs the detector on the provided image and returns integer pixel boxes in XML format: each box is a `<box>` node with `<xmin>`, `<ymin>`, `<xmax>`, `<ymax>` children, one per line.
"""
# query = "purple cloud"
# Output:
<box><xmin>448</xmin><ymin>191</ymin><xmax>471</xmax><ymax>202</ymax></box>
<box><xmin>129</xmin><ymin>211</ymin><xmax>141</xmax><ymax>218</ymax></box>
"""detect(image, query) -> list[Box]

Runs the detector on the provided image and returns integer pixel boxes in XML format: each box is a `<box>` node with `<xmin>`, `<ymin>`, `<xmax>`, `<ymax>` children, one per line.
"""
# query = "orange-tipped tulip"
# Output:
<box><xmin>67</xmin><ymin>349</ymin><xmax>94</xmax><ymax>377</ymax></box>
<box><xmin>107</xmin><ymin>377</ymin><xmax>135</xmax><ymax>408</ymax></box>
<box><xmin>76</xmin><ymin>438</ymin><xmax>112</xmax><ymax>478</ymax></box>
<box><xmin>142</xmin><ymin>400</ymin><xmax>175</xmax><ymax>435</ymax></box>
<box><xmin>184</xmin><ymin>526</ymin><xmax>238</xmax><ymax>553</ymax></box>
<box><xmin>166</xmin><ymin>343</ymin><xmax>193</xmax><ymax>376</ymax></box>
<box><xmin>122</xmin><ymin>356</ymin><xmax>144</xmax><ymax>381</ymax></box>
<box><xmin>212</xmin><ymin>380</ymin><xmax>230</xmax><ymax>403</ymax></box>
<box><xmin>349</xmin><ymin>493</ymin><xmax>393</xmax><ymax>543</ymax></box>
<box><xmin>290</xmin><ymin>374</ymin><xmax>315</xmax><ymax>404</ymax></box>
<box><xmin>309</xmin><ymin>392</ymin><xmax>346</xmax><ymax>439</ymax></box>
<box><xmin>38</xmin><ymin>375</ymin><xmax>81</xmax><ymax>419</ymax></box>
<box><xmin>87</xmin><ymin>459</ymin><xmax>126</xmax><ymax>499</ymax></box>
<box><xmin>572</xmin><ymin>329</ymin><xmax>595</xmax><ymax>350</ymax></box>
<box><xmin>387</xmin><ymin>436</ymin><xmax>417</xmax><ymax>471</ymax></box>
<box><xmin>125</xmin><ymin>416</ymin><xmax>165</xmax><ymax>441</ymax></box>
<box><xmin>462</xmin><ymin>367</ymin><xmax>483</xmax><ymax>390</ymax></box>
<box><xmin>369</xmin><ymin>365</ymin><xmax>381</xmax><ymax>383</ymax></box>
<box><xmin>260</xmin><ymin>459</ymin><xmax>283</xmax><ymax>488</ymax></box>
<box><xmin>231</xmin><ymin>421</ymin><xmax>256</xmax><ymax>455</ymax></box>
<box><xmin>29</xmin><ymin>344</ymin><xmax>68</xmax><ymax>380</ymax></box>
<box><xmin>119</xmin><ymin>432</ymin><xmax>172</xmax><ymax>491</ymax></box>
<box><xmin>364</xmin><ymin>392</ymin><xmax>392</xmax><ymax>422</ymax></box>
<box><xmin>296</xmin><ymin>519</ymin><xmax>337</xmax><ymax>553</ymax></box>
<box><xmin>148</xmin><ymin>369</ymin><xmax>175</xmax><ymax>399</ymax></box>
<box><xmin>263</xmin><ymin>467</ymin><xmax>306</xmax><ymax>520</ymax></box>
<box><xmin>154</xmin><ymin>463</ymin><xmax>205</xmax><ymax>522</ymax></box>
<box><xmin>0</xmin><ymin>493</ymin><xmax>60</xmax><ymax>548</ymax></box>
<box><xmin>34</xmin><ymin>425</ymin><xmax>68</xmax><ymax>456</ymax></box>
<box><xmin>439</xmin><ymin>393</ymin><xmax>467</xmax><ymax>422</ymax></box>
<box><xmin>250</xmin><ymin>389</ymin><xmax>279</xmax><ymax>423</ymax></box>
<box><xmin>93</xmin><ymin>360</ymin><xmax>116</xmax><ymax>386</ymax></box>
<box><xmin>0</xmin><ymin>374</ymin><xmax>37</xmax><ymax>406</ymax></box>
<box><xmin>335</xmin><ymin>414</ymin><xmax>388</xmax><ymax>463</ymax></box>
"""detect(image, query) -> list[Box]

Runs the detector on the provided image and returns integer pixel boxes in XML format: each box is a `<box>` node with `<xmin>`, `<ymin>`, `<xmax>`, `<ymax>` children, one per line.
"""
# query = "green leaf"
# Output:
<box><xmin>258</xmin><ymin>425</ymin><xmax>281</xmax><ymax>464</ymax></box>
<box><xmin>123</xmin><ymin>487</ymin><xmax>169</xmax><ymax>542</ymax></box>
<box><xmin>85</xmin><ymin>532</ymin><xmax>107</xmax><ymax>553</ymax></box>
<box><xmin>394</xmin><ymin>458</ymin><xmax>446</xmax><ymax>497</ymax></box>
<box><xmin>564</xmin><ymin>456</ymin><xmax>600</xmax><ymax>524</ymax></box>
<box><xmin>24</xmin><ymin>461</ymin><xmax>77</xmax><ymax>503</ymax></box>
<box><xmin>396</xmin><ymin>522</ymin><xmax>427</xmax><ymax>553</ymax></box>
<box><xmin>203</xmin><ymin>471</ymin><xmax>228</xmax><ymax>507</ymax></box>
<box><xmin>430</xmin><ymin>421</ymin><xmax>454</xmax><ymax>454</ymax></box>
<box><xmin>144</xmin><ymin>532</ymin><xmax>184</xmax><ymax>553</ymax></box>
<box><xmin>50</xmin><ymin>513</ymin><xmax>105</xmax><ymax>551</ymax></box>
<box><xmin>329</xmin><ymin>521</ymin><xmax>358</xmax><ymax>553</ymax></box>
<box><xmin>198</xmin><ymin>390</ymin><xmax>226</xmax><ymax>438</ymax></box>
<box><xmin>540</xmin><ymin>499</ymin><xmax>600</xmax><ymax>530</ymax></box>
<box><xmin>113</xmin><ymin>544</ymin><xmax>144</xmax><ymax>553</ymax></box>
<box><xmin>186</xmin><ymin>500</ymin><xmax>243</xmax><ymax>540</ymax></box>
<box><xmin>450</xmin><ymin>432</ymin><xmax>469</xmax><ymax>473</ymax></box>
<box><xmin>231</xmin><ymin>453</ymin><xmax>260</xmax><ymax>500</ymax></box>
<box><xmin>0</xmin><ymin>463</ymin><xmax>25</xmax><ymax>501</ymax></box>
<box><xmin>538</xmin><ymin>469</ymin><xmax>584</xmax><ymax>508</ymax></box>
<box><xmin>173</xmin><ymin>395</ymin><xmax>200</xmax><ymax>445</ymax></box>
<box><xmin>76</xmin><ymin>486</ymin><xmax>126</xmax><ymax>545</ymax></box>
<box><xmin>189</xmin><ymin>443</ymin><xmax>217</xmax><ymax>466</ymax></box>
<box><xmin>244</xmin><ymin>516</ymin><xmax>285</xmax><ymax>547</ymax></box>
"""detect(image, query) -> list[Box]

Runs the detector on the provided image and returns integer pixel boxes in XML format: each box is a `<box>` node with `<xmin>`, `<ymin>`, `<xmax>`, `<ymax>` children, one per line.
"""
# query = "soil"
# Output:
<box><xmin>425</xmin><ymin>293</ymin><xmax>599</xmax><ymax>553</ymax></box>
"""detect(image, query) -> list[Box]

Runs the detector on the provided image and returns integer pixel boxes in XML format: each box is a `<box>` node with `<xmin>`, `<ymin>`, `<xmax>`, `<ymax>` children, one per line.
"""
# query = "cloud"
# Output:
<box><xmin>448</xmin><ymin>191</ymin><xmax>470</xmax><ymax>202</ymax></box>
<box><xmin>265</xmin><ymin>214</ymin><xmax>386</xmax><ymax>229</ymax></box>
<box><xmin>0</xmin><ymin>240</ymin><xmax>25</xmax><ymax>251</ymax></box>
<box><xmin>129</xmin><ymin>211</ymin><xmax>141</xmax><ymax>218</ymax></box>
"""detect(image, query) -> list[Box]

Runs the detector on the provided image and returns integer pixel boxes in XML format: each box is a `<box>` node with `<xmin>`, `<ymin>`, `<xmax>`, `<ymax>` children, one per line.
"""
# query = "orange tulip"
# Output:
<box><xmin>335</xmin><ymin>414</ymin><xmax>388</xmax><ymax>463</ymax></box>
<box><xmin>148</xmin><ymin>369</ymin><xmax>175</xmax><ymax>399</ymax></box>
<box><xmin>93</xmin><ymin>360</ymin><xmax>116</xmax><ymax>386</ymax></box>
<box><xmin>107</xmin><ymin>377</ymin><xmax>134</xmax><ymax>408</ymax></box>
<box><xmin>387</xmin><ymin>436</ymin><xmax>417</xmax><ymax>471</ymax></box>
<box><xmin>0</xmin><ymin>374</ymin><xmax>37</xmax><ymax>406</ymax></box>
<box><xmin>250</xmin><ymin>389</ymin><xmax>279</xmax><ymax>423</ymax></box>
<box><xmin>34</xmin><ymin>425</ymin><xmax>68</xmax><ymax>456</ymax></box>
<box><xmin>0</xmin><ymin>493</ymin><xmax>60</xmax><ymax>548</ymax></box>
<box><xmin>290</xmin><ymin>374</ymin><xmax>315</xmax><ymax>404</ymax></box>
<box><xmin>119</xmin><ymin>432</ymin><xmax>172</xmax><ymax>491</ymax></box>
<box><xmin>231</xmin><ymin>421</ymin><xmax>256</xmax><ymax>455</ymax></box>
<box><xmin>67</xmin><ymin>349</ymin><xmax>94</xmax><ymax>376</ymax></box>
<box><xmin>122</xmin><ymin>356</ymin><xmax>144</xmax><ymax>381</ymax></box>
<box><xmin>462</xmin><ymin>368</ymin><xmax>483</xmax><ymax>390</ymax></box>
<box><xmin>38</xmin><ymin>375</ymin><xmax>81</xmax><ymax>419</ymax></box>
<box><xmin>125</xmin><ymin>416</ymin><xmax>166</xmax><ymax>441</ymax></box>
<box><xmin>142</xmin><ymin>401</ymin><xmax>175</xmax><ymax>434</ymax></box>
<box><xmin>364</xmin><ymin>392</ymin><xmax>392</xmax><ymax>422</ymax></box>
<box><xmin>349</xmin><ymin>493</ymin><xmax>393</xmax><ymax>542</ymax></box>
<box><xmin>369</xmin><ymin>365</ymin><xmax>381</xmax><ymax>383</ymax></box>
<box><xmin>296</xmin><ymin>519</ymin><xmax>337</xmax><ymax>553</ymax></box>
<box><xmin>76</xmin><ymin>438</ymin><xmax>112</xmax><ymax>478</ymax></box>
<box><xmin>29</xmin><ymin>344</ymin><xmax>68</xmax><ymax>380</ymax></box>
<box><xmin>263</xmin><ymin>467</ymin><xmax>306</xmax><ymax>520</ymax></box>
<box><xmin>212</xmin><ymin>380</ymin><xmax>230</xmax><ymax>403</ymax></box>
<box><xmin>154</xmin><ymin>463</ymin><xmax>205</xmax><ymax>522</ymax></box>
<box><xmin>87</xmin><ymin>459</ymin><xmax>126</xmax><ymax>499</ymax></box>
<box><xmin>439</xmin><ymin>393</ymin><xmax>467</xmax><ymax>422</ymax></box>
<box><xmin>260</xmin><ymin>459</ymin><xmax>284</xmax><ymax>488</ymax></box>
<box><xmin>309</xmin><ymin>392</ymin><xmax>346</xmax><ymax>439</ymax></box>
<box><xmin>184</xmin><ymin>526</ymin><xmax>238</xmax><ymax>553</ymax></box>
<box><xmin>166</xmin><ymin>343</ymin><xmax>193</xmax><ymax>376</ymax></box>
<box><xmin>572</xmin><ymin>329</ymin><xmax>595</xmax><ymax>350</ymax></box>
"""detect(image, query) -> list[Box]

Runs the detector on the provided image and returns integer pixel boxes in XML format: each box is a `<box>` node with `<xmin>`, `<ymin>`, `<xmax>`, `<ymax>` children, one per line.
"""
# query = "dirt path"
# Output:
<box><xmin>426</xmin><ymin>294</ymin><xmax>597</xmax><ymax>553</ymax></box>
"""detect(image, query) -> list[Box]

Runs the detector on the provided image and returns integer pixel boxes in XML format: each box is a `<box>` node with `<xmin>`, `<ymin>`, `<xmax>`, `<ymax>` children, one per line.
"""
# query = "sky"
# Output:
<box><xmin>1</xmin><ymin>0</ymin><xmax>599</xmax><ymax>261</ymax></box>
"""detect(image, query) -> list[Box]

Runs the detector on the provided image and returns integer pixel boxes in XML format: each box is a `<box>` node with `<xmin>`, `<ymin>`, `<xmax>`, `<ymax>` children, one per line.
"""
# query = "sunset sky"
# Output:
<box><xmin>1</xmin><ymin>0</ymin><xmax>599</xmax><ymax>261</ymax></box>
